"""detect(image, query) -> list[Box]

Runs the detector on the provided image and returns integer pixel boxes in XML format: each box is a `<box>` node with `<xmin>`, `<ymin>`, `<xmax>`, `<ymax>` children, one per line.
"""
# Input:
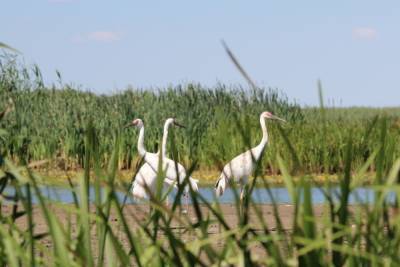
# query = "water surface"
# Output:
<box><xmin>2</xmin><ymin>185</ymin><xmax>395</xmax><ymax>205</ymax></box>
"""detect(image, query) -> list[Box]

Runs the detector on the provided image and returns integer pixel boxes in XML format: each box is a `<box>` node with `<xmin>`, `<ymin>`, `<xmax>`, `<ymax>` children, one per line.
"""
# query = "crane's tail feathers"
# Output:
<box><xmin>215</xmin><ymin>176</ymin><xmax>227</xmax><ymax>197</ymax></box>
<box><xmin>131</xmin><ymin>182</ymin><xmax>148</xmax><ymax>199</ymax></box>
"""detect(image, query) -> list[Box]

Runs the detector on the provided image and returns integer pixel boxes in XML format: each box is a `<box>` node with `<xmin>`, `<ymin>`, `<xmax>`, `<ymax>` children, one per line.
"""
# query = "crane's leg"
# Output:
<box><xmin>149</xmin><ymin>200</ymin><xmax>153</xmax><ymax>215</ymax></box>
<box><xmin>182</xmin><ymin>192</ymin><xmax>189</xmax><ymax>214</ymax></box>
<box><xmin>239</xmin><ymin>178</ymin><xmax>248</xmax><ymax>218</ymax></box>
<box><xmin>239</xmin><ymin>182</ymin><xmax>244</xmax><ymax>217</ymax></box>
<box><xmin>186</xmin><ymin>192</ymin><xmax>189</xmax><ymax>214</ymax></box>
<box><xmin>164</xmin><ymin>184</ymin><xmax>170</xmax><ymax>207</ymax></box>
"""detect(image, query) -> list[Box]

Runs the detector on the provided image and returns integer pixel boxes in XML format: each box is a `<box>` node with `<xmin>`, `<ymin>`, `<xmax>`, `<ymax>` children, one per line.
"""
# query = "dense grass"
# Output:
<box><xmin>1</xmin><ymin>54</ymin><xmax>400</xmax><ymax>181</ymax></box>
<box><xmin>1</xmin><ymin>90</ymin><xmax>400</xmax><ymax>266</ymax></box>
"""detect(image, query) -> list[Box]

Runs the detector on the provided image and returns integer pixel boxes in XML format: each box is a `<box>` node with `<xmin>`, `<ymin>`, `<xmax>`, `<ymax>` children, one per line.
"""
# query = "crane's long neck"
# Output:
<box><xmin>137</xmin><ymin>125</ymin><xmax>147</xmax><ymax>157</ymax></box>
<box><xmin>258</xmin><ymin>115</ymin><xmax>269</xmax><ymax>152</ymax></box>
<box><xmin>161</xmin><ymin>121</ymin><xmax>173</xmax><ymax>158</ymax></box>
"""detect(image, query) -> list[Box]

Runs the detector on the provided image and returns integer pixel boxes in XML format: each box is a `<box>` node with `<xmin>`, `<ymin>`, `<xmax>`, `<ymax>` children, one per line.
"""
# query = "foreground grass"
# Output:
<box><xmin>1</xmin><ymin>144</ymin><xmax>400</xmax><ymax>266</ymax></box>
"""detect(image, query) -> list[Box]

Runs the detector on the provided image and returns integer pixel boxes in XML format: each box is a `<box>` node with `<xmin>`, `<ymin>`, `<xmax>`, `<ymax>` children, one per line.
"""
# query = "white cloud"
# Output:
<box><xmin>352</xmin><ymin>27</ymin><xmax>378</xmax><ymax>40</ymax></box>
<box><xmin>48</xmin><ymin>0</ymin><xmax>75</xmax><ymax>3</ymax></box>
<box><xmin>87</xmin><ymin>31</ymin><xmax>121</xmax><ymax>42</ymax></box>
<box><xmin>72</xmin><ymin>31</ymin><xmax>122</xmax><ymax>43</ymax></box>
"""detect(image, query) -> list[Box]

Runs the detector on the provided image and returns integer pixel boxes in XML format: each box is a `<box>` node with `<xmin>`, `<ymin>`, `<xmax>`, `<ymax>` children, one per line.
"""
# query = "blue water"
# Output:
<box><xmin>1</xmin><ymin>185</ymin><xmax>396</xmax><ymax>205</ymax></box>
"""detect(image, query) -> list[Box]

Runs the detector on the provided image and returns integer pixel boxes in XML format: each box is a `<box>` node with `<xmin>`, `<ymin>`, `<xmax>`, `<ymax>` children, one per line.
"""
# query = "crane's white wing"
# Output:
<box><xmin>144</xmin><ymin>153</ymin><xmax>187</xmax><ymax>182</ymax></box>
<box><xmin>143</xmin><ymin>153</ymin><xmax>198</xmax><ymax>192</ymax></box>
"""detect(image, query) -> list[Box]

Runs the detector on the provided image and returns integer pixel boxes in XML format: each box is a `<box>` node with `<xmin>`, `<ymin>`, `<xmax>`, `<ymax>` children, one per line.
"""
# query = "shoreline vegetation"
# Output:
<box><xmin>1</xmin><ymin>55</ymin><xmax>400</xmax><ymax>184</ymax></box>
<box><xmin>28</xmin><ymin>165</ymin><xmax>372</xmax><ymax>187</ymax></box>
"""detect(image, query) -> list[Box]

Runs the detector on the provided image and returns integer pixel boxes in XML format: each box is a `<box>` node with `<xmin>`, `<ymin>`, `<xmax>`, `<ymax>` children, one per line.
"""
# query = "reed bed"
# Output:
<box><xmin>1</xmin><ymin>54</ymin><xmax>399</xmax><ymax>181</ymax></box>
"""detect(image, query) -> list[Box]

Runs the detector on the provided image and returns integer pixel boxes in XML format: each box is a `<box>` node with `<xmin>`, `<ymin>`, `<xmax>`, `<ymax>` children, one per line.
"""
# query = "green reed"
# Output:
<box><xmin>1</xmin><ymin>54</ymin><xmax>399</xmax><ymax>180</ymax></box>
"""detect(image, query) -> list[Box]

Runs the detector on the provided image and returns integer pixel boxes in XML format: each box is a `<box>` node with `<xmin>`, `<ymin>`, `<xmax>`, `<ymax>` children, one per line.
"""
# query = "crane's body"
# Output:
<box><xmin>128</xmin><ymin>118</ymin><xmax>198</xmax><ymax>211</ymax></box>
<box><xmin>215</xmin><ymin>111</ymin><xmax>285</xmax><ymax>198</ymax></box>
<box><xmin>131</xmin><ymin>163</ymin><xmax>178</xmax><ymax>200</ymax></box>
<box><xmin>218</xmin><ymin>143</ymin><xmax>266</xmax><ymax>185</ymax></box>
<box><xmin>131</xmin><ymin>118</ymin><xmax>178</xmax><ymax>199</ymax></box>
<box><xmin>141</xmin><ymin>152</ymin><xmax>198</xmax><ymax>189</ymax></box>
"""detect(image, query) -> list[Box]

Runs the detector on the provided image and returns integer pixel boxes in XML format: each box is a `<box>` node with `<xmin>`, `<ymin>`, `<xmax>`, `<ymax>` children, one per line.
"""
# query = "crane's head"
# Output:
<box><xmin>262</xmin><ymin>111</ymin><xmax>286</xmax><ymax>122</ymax></box>
<box><xmin>173</xmin><ymin>118</ymin><xmax>185</xmax><ymax>128</ymax></box>
<box><xmin>165</xmin><ymin>118</ymin><xmax>185</xmax><ymax>128</ymax></box>
<box><xmin>125</xmin><ymin>118</ymin><xmax>143</xmax><ymax>128</ymax></box>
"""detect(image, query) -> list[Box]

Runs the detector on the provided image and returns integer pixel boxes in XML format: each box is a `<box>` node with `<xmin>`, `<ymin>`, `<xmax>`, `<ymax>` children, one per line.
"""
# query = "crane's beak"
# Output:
<box><xmin>272</xmin><ymin>115</ymin><xmax>286</xmax><ymax>123</ymax></box>
<box><xmin>174</xmin><ymin>121</ymin><xmax>186</xmax><ymax>128</ymax></box>
<box><xmin>124</xmin><ymin>122</ymin><xmax>133</xmax><ymax>128</ymax></box>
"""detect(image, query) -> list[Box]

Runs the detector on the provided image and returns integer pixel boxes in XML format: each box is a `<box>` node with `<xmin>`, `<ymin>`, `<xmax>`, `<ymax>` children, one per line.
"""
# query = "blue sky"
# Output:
<box><xmin>2</xmin><ymin>1</ymin><xmax>400</xmax><ymax>106</ymax></box>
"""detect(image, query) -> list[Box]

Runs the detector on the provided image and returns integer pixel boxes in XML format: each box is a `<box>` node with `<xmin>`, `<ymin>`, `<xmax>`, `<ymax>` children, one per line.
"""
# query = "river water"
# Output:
<box><xmin>2</xmin><ymin>185</ymin><xmax>395</xmax><ymax>205</ymax></box>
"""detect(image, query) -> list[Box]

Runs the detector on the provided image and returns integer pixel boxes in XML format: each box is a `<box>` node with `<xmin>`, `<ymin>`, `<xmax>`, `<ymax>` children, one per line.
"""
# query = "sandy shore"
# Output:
<box><xmin>1</xmin><ymin>203</ymin><xmax>327</xmax><ymax>263</ymax></box>
<box><xmin>2</xmin><ymin>203</ymin><xmax>327</xmax><ymax>231</ymax></box>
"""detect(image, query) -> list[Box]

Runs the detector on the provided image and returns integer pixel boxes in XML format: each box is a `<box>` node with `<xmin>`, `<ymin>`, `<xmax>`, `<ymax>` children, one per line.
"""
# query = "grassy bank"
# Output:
<box><xmin>30</xmin><ymin>167</ymin><xmax>367</xmax><ymax>188</ymax></box>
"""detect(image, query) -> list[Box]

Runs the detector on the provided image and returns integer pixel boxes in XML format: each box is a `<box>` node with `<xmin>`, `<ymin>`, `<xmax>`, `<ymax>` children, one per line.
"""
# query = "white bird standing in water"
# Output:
<box><xmin>131</xmin><ymin>118</ymin><xmax>184</xmax><ymax>200</ymax></box>
<box><xmin>215</xmin><ymin>111</ymin><xmax>286</xmax><ymax>200</ymax></box>
<box><xmin>127</xmin><ymin>118</ymin><xmax>199</xmax><ymax>211</ymax></box>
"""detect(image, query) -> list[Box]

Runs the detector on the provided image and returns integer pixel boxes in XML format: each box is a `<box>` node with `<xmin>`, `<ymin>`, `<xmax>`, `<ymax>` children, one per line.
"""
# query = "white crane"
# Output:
<box><xmin>127</xmin><ymin>118</ymin><xmax>199</xmax><ymax>211</ymax></box>
<box><xmin>215</xmin><ymin>111</ymin><xmax>286</xmax><ymax>200</ymax></box>
<box><xmin>131</xmin><ymin>118</ymin><xmax>183</xmax><ymax>200</ymax></box>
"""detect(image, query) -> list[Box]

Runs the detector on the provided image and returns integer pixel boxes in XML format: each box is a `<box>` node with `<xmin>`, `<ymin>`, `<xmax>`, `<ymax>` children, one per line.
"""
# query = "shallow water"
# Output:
<box><xmin>2</xmin><ymin>184</ymin><xmax>395</xmax><ymax>205</ymax></box>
